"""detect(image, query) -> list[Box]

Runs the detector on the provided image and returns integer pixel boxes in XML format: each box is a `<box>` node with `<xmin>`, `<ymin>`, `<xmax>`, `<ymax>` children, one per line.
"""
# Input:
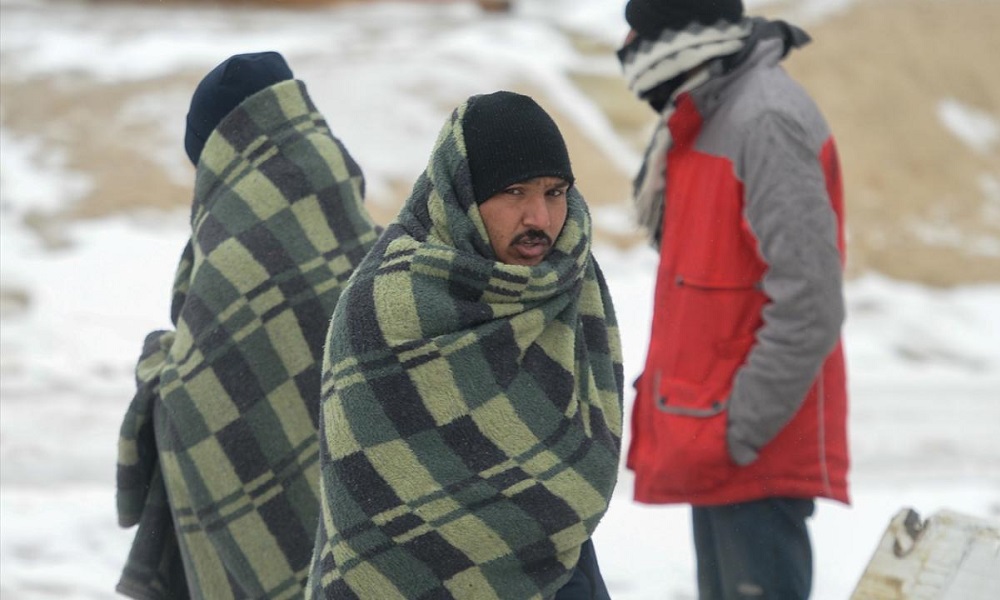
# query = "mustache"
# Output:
<box><xmin>511</xmin><ymin>229</ymin><xmax>552</xmax><ymax>247</ymax></box>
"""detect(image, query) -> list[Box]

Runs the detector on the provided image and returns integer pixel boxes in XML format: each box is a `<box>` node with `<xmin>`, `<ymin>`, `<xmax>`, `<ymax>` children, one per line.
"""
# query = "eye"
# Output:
<box><xmin>547</xmin><ymin>187</ymin><xmax>568</xmax><ymax>198</ymax></box>
<box><xmin>503</xmin><ymin>186</ymin><xmax>524</xmax><ymax>196</ymax></box>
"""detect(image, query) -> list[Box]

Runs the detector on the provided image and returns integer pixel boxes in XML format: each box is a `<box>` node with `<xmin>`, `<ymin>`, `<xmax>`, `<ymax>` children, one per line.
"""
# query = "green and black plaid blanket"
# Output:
<box><xmin>307</xmin><ymin>98</ymin><xmax>624</xmax><ymax>599</ymax></box>
<box><xmin>116</xmin><ymin>79</ymin><xmax>379</xmax><ymax>600</ymax></box>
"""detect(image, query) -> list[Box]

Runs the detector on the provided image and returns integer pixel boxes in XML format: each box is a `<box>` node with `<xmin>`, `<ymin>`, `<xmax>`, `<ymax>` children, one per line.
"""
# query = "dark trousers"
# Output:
<box><xmin>553</xmin><ymin>538</ymin><xmax>611</xmax><ymax>600</ymax></box>
<box><xmin>692</xmin><ymin>497</ymin><xmax>815</xmax><ymax>600</ymax></box>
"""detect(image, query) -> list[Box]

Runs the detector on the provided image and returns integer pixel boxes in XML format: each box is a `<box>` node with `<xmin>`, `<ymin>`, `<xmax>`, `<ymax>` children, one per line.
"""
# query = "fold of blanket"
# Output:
<box><xmin>308</xmin><ymin>99</ymin><xmax>624</xmax><ymax>600</ymax></box>
<box><xmin>116</xmin><ymin>79</ymin><xmax>379</xmax><ymax>600</ymax></box>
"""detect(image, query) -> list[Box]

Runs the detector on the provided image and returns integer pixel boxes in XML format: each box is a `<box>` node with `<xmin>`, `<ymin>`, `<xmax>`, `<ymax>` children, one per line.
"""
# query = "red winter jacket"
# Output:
<box><xmin>628</xmin><ymin>37</ymin><xmax>850</xmax><ymax>507</ymax></box>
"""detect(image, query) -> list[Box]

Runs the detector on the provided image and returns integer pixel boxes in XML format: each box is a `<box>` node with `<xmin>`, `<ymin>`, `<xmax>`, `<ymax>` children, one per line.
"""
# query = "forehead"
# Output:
<box><xmin>510</xmin><ymin>176</ymin><xmax>570</xmax><ymax>188</ymax></box>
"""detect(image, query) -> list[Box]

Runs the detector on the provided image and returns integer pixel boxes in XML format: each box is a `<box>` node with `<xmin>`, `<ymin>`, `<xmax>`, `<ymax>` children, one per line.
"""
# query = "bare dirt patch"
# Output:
<box><xmin>784</xmin><ymin>0</ymin><xmax>1000</xmax><ymax>285</ymax></box>
<box><xmin>3</xmin><ymin>76</ymin><xmax>196</xmax><ymax>220</ymax></box>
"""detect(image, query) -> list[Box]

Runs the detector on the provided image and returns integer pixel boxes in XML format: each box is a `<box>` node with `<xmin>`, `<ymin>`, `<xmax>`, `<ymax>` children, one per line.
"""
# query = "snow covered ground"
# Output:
<box><xmin>2</xmin><ymin>1</ymin><xmax>999</xmax><ymax>598</ymax></box>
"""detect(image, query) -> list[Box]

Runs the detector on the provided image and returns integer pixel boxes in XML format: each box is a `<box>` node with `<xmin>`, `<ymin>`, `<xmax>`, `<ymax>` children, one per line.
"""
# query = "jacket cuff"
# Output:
<box><xmin>727</xmin><ymin>430</ymin><xmax>759</xmax><ymax>466</ymax></box>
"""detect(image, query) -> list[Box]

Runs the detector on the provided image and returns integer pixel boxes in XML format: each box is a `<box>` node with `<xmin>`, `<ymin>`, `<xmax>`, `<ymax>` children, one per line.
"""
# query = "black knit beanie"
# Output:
<box><xmin>462</xmin><ymin>91</ymin><xmax>574</xmax><ymax>205</ymax></box>
<box><xmin>625</xmin><ymin>0</ymin><xmax>744</xmax><ymax>40</ymax></box>
<box><xmin>184</xmin><ymin>51</ymin><xmax>293</xmax><ymax>166</ymax></box>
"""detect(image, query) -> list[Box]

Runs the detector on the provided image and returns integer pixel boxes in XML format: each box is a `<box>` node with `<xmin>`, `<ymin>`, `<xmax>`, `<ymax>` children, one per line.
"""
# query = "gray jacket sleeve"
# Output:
<box><xmin>727</xmin><ymin>111</ymin><xmax>845</xmax><ymax>465</ymax></box>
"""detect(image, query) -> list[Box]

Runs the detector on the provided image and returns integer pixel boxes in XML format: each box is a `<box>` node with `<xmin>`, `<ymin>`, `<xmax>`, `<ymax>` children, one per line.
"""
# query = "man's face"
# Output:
<box><xmin>478</xmin><ymin>176</ymin><xmax>570</xmax><ymax>266</ymax></box>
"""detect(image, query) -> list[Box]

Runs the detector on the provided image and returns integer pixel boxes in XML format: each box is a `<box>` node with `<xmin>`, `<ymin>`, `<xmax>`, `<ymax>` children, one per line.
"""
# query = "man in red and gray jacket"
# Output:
<box><xmin>618</xmin><ymin>0</ymin><xmax>849</xmax><ymax>598</ymax></box>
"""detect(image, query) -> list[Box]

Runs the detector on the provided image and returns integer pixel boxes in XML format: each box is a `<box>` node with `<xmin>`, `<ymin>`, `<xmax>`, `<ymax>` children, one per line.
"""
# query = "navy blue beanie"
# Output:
<box><xmin>184</xmin><ymin>51</ymin><xmax>293</xmax><ymax>166</ymax></box>
<box><xmin>462</xmin><ymin>91</ymin><xmax>574</xmax><ymax>205</ymax></box>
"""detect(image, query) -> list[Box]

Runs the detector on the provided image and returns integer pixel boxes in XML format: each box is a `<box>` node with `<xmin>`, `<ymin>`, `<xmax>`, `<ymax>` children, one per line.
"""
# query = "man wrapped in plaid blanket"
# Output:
<box><xmin>116</xmin><ymin>52</ymin><xmax>379</xmax><ymax>599</ymax></box>
<box><xmin>307</xmin><ymin>91</ymin><xmax>624</xmax><ymax>599</ymax></box>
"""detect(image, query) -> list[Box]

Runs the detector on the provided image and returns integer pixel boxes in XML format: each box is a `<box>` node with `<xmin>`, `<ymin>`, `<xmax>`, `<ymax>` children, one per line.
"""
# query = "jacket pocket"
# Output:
<box><xmin>660</xmin><ymin>275</ymin><xmax>764</xmax><ymax>383</ymax></box>
<box><xmin>649</xmin><ymin>372</ymin><xmax>737</xmax><ymax>494</ymax></box>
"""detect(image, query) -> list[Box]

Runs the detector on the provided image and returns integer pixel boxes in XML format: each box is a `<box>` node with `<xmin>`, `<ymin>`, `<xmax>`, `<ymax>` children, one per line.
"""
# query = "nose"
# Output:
<box><xmin>521</xmin><ymin>191</ymin><xmax>550</xmax><ymax>229</ymax></box>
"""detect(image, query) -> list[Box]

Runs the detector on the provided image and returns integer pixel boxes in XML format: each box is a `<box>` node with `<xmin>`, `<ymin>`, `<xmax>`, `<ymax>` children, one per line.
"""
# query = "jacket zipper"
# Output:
<box><xmin>653</xmin><ymin>371</ymin><xmax>728</xmax><ymax>417</ymax></box>
<box><xmin>817</xmin><ymin>370</ymin><xmax>832</xmax><ymax>496</ymax></box>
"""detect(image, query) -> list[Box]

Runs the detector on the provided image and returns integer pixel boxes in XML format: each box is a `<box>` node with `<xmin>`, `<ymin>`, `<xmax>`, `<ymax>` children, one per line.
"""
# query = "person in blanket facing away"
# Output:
<box><xmin>115</xmin><ymin>51</ymin><xmax>380</xmax><ymax>599</ymax></box>
<box><xmin>307</xmin><ymin>91</ymin><xmax>622</xmax><ymax>600</ymax></box>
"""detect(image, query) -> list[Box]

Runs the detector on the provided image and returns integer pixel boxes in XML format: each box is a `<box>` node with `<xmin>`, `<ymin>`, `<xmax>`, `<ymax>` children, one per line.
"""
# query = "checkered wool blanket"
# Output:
<box><xmin>307</xmin><ymin>98</ymin><xmax>624</xmax><ymax>599</ymax></box>
<box><xmin>116</xmin><ymin>79</ymin><xmax>379</xmax><ymax>600</ymax></box>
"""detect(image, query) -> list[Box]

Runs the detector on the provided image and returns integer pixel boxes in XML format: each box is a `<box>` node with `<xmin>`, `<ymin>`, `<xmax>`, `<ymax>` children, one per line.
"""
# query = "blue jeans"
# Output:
<box><xmin>553</xmin><ymin>538</ymin><xmax>611</xmax><ymax>600</ymax></box>
<box><xmin>692</xmin><ymin>497</ymin><xmax>815</xmax><ymax>600</ymax></box>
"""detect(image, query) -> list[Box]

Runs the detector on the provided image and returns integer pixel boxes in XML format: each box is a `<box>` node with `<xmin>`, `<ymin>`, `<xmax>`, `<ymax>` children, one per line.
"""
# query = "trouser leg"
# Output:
<box><xmin>692</xmin><ymin>497</ymin><xmax>815</xmax><ymax>600</ymax></box>
<box><xmin>693</xmin><ymin>506</ymin><xmax>726</xmax><ymax>599</ymax></box>
<box><xmin>553</xmin><ymin>538</ymin><xmax>611</xmax><ymax>600</ymax></box>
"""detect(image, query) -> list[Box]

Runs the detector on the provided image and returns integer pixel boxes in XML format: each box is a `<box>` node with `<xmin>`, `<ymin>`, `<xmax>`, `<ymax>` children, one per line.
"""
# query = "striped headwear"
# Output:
<box><xmin>307</xmin><ymin>95</ymin><xmax>624</xmax><ymax>599</ymax></box>
<box><xmin>619</xmin><ymin>18</ymin><xmax>752</xmax><ymax>246</ymax></box>
<box><xmin>116</xmin><ymin>79</ymin><xmax>379</xmax><ymax>599</ymax></box>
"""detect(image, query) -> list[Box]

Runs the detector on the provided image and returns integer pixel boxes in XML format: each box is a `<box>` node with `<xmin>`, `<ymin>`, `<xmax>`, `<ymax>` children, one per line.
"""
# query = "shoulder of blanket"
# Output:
<box><xmin>329</xmin><ymin>227</ymin><xmax>404</xmax><ymax>294</ymax></box>
<box><xmin>197</xmin><ymin>79</ymin><xmax>329</xmax><ymax>169</ymax></box>
<box><xmin>193</xmin><ymin>76</ymin><xmax>362</xmax><ymax>216</ymax></box>
<box><xmin>240</xmin><ymin>79</ymin><xmax>323</xmax><ymax>131</ymax></box>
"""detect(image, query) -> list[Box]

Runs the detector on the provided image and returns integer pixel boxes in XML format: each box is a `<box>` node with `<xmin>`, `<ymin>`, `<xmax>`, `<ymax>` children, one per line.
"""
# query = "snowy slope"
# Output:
<box><xmin>2</xmin><ymin>1</ymin><xmax>998</xmax><ymax>598</ymax></box>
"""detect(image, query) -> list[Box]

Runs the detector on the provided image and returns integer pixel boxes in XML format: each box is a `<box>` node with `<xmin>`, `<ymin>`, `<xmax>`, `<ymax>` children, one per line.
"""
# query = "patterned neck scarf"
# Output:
<box><xmin>618</xmin><ymin>18</ymin><xmax>753</xmax><ymax>247</ymax></box>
